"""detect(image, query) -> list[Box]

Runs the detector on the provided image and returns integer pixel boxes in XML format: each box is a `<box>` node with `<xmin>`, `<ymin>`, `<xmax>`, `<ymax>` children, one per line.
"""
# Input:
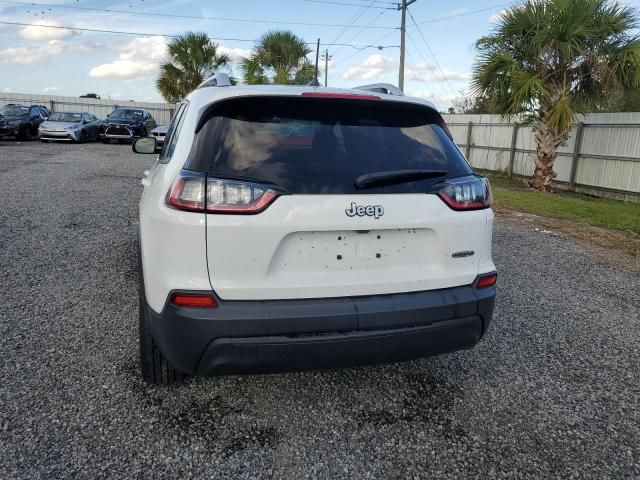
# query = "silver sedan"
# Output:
<box><xmin>39</xmin><ymin>112</ymin><xmax>101</xmax><ymax>143</ymax></box>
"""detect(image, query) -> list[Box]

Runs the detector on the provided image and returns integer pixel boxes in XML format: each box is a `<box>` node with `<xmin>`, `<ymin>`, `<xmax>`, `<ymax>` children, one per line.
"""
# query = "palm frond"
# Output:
<box><xmin>545</xmin><ymin>95</ymin><xmax>575</xmax><ymax>133</ymax></box>
<box><xmin>157</xmin><ymin>32</ymin><xmax>231</xmax><ymax>101</ymax></box>
<box><xmin>241</xmin><ymin>30</ymin><xmax>313</xmax><ymax>85</ymax></box>
<box><xmin>472</xmin><ymin>0</ymin><xmax>640</xmax><ymax>131</ymax></box>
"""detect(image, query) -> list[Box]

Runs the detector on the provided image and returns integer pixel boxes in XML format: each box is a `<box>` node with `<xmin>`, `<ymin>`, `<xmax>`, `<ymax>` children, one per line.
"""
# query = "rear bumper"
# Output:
<box><xmin>147</xmin><ymin>284</ymin><xmax>496</xmax><ymax>376</ymax></box>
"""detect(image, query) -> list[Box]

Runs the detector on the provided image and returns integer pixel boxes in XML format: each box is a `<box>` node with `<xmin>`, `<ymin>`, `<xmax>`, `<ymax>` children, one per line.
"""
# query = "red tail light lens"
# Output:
<box><xmin>475</xmin><ymin>273</ymin><xmax>497</xmax><ymax>289</ymax></box>
<box><xmin>166</xmin><ymin>173</ymin><xmax>280</xmax><ymax>214</ymax></box>
<box><xmin>170</xmin><ymin>293</ymin><xmax>218</xmax><ymax>308</ymax></box>
<box><xmin>437</xmin><ymin>176</ymin><xmax>492</xmax><ymax>211</ymax></box>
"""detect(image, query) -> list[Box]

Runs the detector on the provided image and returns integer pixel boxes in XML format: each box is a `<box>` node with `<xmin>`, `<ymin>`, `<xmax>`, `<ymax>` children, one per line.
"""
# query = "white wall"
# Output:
<box><xmin>1</xmin><ymin>92</ymin><xmax>177</xmax><ymax>125</ymax></box>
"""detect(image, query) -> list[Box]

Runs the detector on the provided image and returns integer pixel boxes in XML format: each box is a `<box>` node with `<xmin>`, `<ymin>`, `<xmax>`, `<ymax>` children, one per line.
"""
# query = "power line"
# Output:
<box><xmin>0</xmin><ymin>20</ymin><xmax>399</xmax><ymax>50</ymax></box>
<box><xmin>0</xmin><ymin>0</ymin><xmax>398</xmax><ymax>30</ymax></box>
<box><xmin>331</xmin><ymin>8</ymin><xmax>388</xmax><ymax>58</ymax></box>
<box><xmin>328</xmin><ymin>0</ymin><xmax>379</xmax><ymax>47</ymax></box>
<box><xmin>405</xmin><ymin>32</ymin><xmax>451</xmax><ymax>99</ymax></box>
<box><xmin>298</xmin><ymin>0</ymin><xmax>397</xmax><ymax>9</ymax></box>
<box><xmin>406</xmin><ymin>8</ymin><xmax>457</xmax><ymax>97</ymax></box>
<box><xmin>331</xmin><ymin>28</ymin><xmax>397</xmax><ymax>66</ymax></box>
<box><xmin>410</xmin><ymin>3</ymin><xmax>510</xmax><ymax>26</ymax></box>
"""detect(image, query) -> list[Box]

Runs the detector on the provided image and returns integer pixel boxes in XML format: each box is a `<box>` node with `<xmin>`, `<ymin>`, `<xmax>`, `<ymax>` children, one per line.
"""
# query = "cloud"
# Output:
<box><xmin>405</xmin><ymin>61</ymin><xmax>435</xmax><ymax>81</ymax></box>
<box><xmin>0</xmin><ymin>40</ymin><xmax>105</xmax><ymax>64</ymax></box>
<box><xmin>408</xmin><ymin>89</ymin><xmax>459</xmax><ymax>109</ymax></box>
<box><xmin>424</xmin><ymin>69</ymin><xmax>470</xmax><ymax>82</ymax></box>
<box><xmin>43</xmin><ymin>86</ymin><xmax>61</xmax><ymax>93</ymax></box>
<box><xmin>341</xmin><ymin>54</ymin><xmax>397</xmax><ymax>81</ymax></box>
<box><xmin>1</xmin><ymin>87</ymin><xmax>12</xmax><ymax>93</ymax></box>
<box><xmin>89</xmin><ymin>36</ymin><xmax>168</xmax><ymax>80</ymax></box>
<box><xmin>0</xmin><ymin>46</ymin><xmax>48</xmax><ymax>64</ymax></box>
<box><xmin>405</xmin><ymin>61</ymin><xmax>469</xmax><ymax>83</ymax></box>
<box><xmin>90</xmin><ymin>60</ymin><xmax>159</xmax><ymax>80</ymax></box>
<box><xmin>218</xmin><ymin>46</ymin><xmax>252</xmax><ymax>62</ymax></box>
<box><xmin>19</xmin><ymin>20</ymin><xmax>76</xmax><ymax>41</ymax></box>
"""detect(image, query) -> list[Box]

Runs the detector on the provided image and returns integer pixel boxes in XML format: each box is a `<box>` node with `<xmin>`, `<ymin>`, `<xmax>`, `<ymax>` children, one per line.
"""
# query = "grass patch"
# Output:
<box><xmin>479</xmin><ymin>171</ymin><xmax>640</xmax><ymax>234</ymax></box>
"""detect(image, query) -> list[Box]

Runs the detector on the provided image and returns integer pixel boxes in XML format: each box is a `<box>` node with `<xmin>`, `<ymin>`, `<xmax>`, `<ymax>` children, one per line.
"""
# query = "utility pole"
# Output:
<box><xmin>398</xmin><ymin>0</ymin><xmax>417</xmax><ymax>92</ymax></box>
<box><xmin>321</xmin><ymin>49</ymin><xmax>332</xmax><ymax>86</ymax></box>
<box><xmin>312</xmin><ymin>38</ymin><xmax>321</xmax><ymax>86</ymax></box>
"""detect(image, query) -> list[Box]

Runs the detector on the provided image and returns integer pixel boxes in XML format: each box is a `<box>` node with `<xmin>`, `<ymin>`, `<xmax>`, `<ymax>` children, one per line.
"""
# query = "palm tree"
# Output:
<box><xmin>472</xmin><ymin>0</ymin><xmax>640</xmax><ymax>191</ymax></box>
<box><xmin>242</xmin><ymin>31</ymin><xmax>315</xmax><ymax>85</ymax></box>
<box><xmin>157</xmin><ymin>32</ymin><xmax>230</xmax><ymax>103</ymax></box>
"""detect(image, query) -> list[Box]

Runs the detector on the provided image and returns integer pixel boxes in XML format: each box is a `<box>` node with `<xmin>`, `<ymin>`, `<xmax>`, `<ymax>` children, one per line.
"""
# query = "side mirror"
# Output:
<box><xmin>132</xmin><ymin>137</ymin><xmax>157</xmax><ymax>154</ymax></box>
<box><xmin>106</xmin><ymin>114</ymin><xmax>110</xmax><ymax>118</ymax></box>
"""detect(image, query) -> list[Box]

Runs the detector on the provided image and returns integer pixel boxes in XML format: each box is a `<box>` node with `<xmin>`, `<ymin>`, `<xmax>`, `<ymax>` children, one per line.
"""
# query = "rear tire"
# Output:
<box><xmin>138</xmin><ymin>247</ymin><xmax>185</xmax><ymax>385</ymax></box>
<box><xmin>102</xmin><ymin>139</ymin><xmax>111</xmax><ymax>144</ymax></box>
<box><xmin>19</xmin><ymin>127</ymin><xmax>33</xmax><ymax>141</ymax></box>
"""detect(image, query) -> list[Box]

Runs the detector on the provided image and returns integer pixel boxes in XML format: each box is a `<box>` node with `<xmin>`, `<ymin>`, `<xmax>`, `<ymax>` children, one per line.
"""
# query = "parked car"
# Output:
<box><xmin>0</xmin><ymin>104</ymin><xmax>50</xmax><ymax>140</ymax></box>
<box><xmin>39</xmin><ymin>111</ymin><xmax>101</xmax><ymax>143</ymax></box>
<box><xmin>100</xmin><ymin>108</ymin><xmax>157</xmax><ymax>143</ymax></box>
<box><xmin>132</xmin><ymin>78</ymin><xmax>496</xmax><ymax>385</ymax></box>
<box><xmin>150</xmin><ymin>125</ymin><xmax>168</xmax><ymax>148</ymax></box>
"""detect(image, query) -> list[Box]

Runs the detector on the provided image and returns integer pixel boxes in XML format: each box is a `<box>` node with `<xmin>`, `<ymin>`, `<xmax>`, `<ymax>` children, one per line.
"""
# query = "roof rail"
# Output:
<box><xmin>353</xmin><ymin>83</ymin><xmax>404</xmax><ymax>96</ymax></box>
<box><xmin>198</xmin><ymin>73</ymin><xmax>232</xmax><ymax>89</ymax></box>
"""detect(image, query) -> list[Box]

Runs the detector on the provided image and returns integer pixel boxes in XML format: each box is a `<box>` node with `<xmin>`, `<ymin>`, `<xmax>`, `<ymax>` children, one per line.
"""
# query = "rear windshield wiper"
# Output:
<box><xmin>355</xmin><ymin>169</ymin><xmax>447</xmax><ymax>189</ymax></box>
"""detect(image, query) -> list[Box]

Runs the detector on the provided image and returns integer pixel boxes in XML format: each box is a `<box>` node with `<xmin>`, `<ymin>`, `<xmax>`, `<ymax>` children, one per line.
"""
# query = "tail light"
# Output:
<box><xmin>437</xmin><ymin>176</ymin><xmax>492</xmax><ymax>211</ymax></box>
<box><xmin>166</xmin><ymin>172</ymin><xmax>280</xmax><ymax>214</ymax></box>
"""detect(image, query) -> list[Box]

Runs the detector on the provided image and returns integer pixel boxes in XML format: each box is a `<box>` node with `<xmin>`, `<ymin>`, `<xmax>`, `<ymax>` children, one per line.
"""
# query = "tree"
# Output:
<box><xmin>157</xmin><ymin>32</ymin><xmax>230</xmax><ymax>103</ymax></box>
<box><xmin>593</xmin><ymin>87</ymin><xmax>640</xmax><ymax>111</ymax></box>
<box><xmin>242</xmin><ymin>31</ymin><xmax>315</xmax><ymax>85</ymax></box>
<box><xmin>80</xmin><ymin>93</ymin><xmax>100</xmax><ymax>99</ymax></box>
<box><xmin>472</xmin><ymin>0</ymin><xmax>640</xmax><ymax>191</ymax></box>
<box><xmin>451</xmin><ymin>90</ymin><xmax>498</xmax><ymax>114</ymax></box>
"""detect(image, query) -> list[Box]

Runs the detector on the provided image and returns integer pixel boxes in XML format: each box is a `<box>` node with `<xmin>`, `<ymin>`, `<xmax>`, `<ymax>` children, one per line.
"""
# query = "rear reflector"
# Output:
<box><xmin>170</xmin><ymin>293</ymin><xmax>218</xmax><ymax>308</ymax></box>
<box><xmin>301</xmin><ymin>92</ymin><xmax>380</xmax><ymax>100</ymax></box>
<box><xmin>475</xmin><ymin>273</ymin><xmax>497</xmax><ymax>289</ymax></box>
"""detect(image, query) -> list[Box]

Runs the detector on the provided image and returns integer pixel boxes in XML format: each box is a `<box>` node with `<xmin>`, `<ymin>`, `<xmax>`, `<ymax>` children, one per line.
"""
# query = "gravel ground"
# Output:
<box><xmin>1</xmin><ymin>140</ymin><xmax>639</xmax><ymax>479</ymax></box>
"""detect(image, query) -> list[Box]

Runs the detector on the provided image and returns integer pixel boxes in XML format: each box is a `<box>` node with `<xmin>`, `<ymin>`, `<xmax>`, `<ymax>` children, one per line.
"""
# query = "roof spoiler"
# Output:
<box><xmin>353</xmin><ymin>83</ymin><xmax>405</xmax><ymax>96</ymax></box>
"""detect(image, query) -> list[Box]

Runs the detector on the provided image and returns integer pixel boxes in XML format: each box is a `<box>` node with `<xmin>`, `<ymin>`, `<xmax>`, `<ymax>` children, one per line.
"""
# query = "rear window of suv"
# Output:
<box><xmin>187</xmin><ymin>96</ymin><xmax>472</xmax><ymax>194</ymax></box>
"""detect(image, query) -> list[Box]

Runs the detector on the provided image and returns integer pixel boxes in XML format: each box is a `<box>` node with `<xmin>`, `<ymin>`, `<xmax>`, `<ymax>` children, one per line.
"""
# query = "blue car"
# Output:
<box><xmin>0</xmin><ymin>104</ymin><xmax>50</xmax><ymax>141</ymax></box>
<box><xmin>100</xmin><ymin>108</ymin><xmax>157</xmax><ymax>143</ymax></box>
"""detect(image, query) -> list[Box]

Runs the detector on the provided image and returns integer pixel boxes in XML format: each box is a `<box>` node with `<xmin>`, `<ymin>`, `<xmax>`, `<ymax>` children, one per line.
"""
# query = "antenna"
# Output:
<box><xmin>309</xmin><ymin>38</ymin><xmax>321</xmax><ymax>87</ymax></box>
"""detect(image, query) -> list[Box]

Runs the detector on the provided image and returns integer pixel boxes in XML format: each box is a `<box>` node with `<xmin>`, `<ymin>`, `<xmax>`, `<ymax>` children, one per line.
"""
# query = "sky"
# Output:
<box><xmin>1</xmin><ymin>0</ymin><xmax>639</xmax><ymax>109</ymax></box>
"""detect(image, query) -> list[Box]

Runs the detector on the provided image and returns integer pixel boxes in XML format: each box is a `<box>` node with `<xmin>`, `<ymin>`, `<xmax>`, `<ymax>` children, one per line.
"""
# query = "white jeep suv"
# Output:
<box><xmin>133</xmin><ymin>83</ymin><xmax>496</xmax><ymax>384</ymax></box>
